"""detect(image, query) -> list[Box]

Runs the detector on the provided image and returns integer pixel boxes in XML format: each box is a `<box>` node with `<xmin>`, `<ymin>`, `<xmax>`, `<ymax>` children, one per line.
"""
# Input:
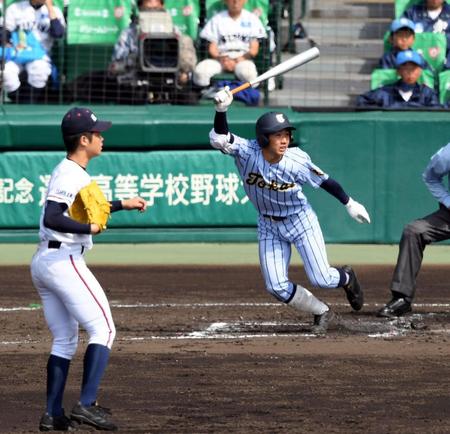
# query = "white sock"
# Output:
<box><xmin>287</xmin><ymin>285</ymin><xmax>328</xmax><ymax>315</ymax></box>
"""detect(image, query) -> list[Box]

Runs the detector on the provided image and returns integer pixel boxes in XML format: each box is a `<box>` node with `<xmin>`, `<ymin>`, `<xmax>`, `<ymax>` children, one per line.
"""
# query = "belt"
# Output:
<box><xmin>263</xmin><ymin>214</ymin><xmax>287</xmax><ymax>222</ymax></box>
<box><xmin>47</xmin><ymin>240</ymin><xmax>85</xmax><ymax>254</ymax></box>
<box><xmin>48</xmin><ymin>240</ymin><xmax>62</xmax><ymax>249</ymax></box>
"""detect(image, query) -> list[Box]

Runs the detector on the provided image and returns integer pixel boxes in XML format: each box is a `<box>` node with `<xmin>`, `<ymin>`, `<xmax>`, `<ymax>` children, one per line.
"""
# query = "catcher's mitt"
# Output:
<box><xmin>69</xmin><ymin>181</ymin><xmax>111</xmax><ymax>231</ymax></box>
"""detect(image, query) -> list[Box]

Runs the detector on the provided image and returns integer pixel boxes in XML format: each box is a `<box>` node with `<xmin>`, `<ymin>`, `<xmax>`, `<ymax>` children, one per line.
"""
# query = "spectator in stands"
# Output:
<box><xmin>110</xmin><ymin>0</ymin><xmax>197</xmax><ymax>89</ymax></box>
<box><xmin>379</xmin><ymin>18</ymin><xmax>427</xmax><ymax>69</ymax></box>
<box><xmin>403</xmin><ymin>0</ymin><xmax>450</xmax><ymax>68</ymax></box>
<box><xmin>403</xmin><ymin>0</ymin><xmax>450</xmax><ymax>40</ymax></box>
<box><xmin>357</xmin><ymin>49</ymin><xmax>441</xmax><ymax>108</ymax></box>
<box><xmin>3</xmin><ymin>0</ymin><xmax>65</xmax><ymax>103</ymax></box>
<box><xmin>193</xmin><ymin>0</ymin><xmax>267</xmax><ymax>89</ymax></box>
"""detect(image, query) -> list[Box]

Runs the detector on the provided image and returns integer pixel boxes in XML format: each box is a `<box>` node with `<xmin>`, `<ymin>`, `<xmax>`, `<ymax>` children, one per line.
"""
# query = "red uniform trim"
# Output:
<box><xmin>70</xmin><ymin>255</ymin><xmax>113</xmax><ymax>346</ymax></box>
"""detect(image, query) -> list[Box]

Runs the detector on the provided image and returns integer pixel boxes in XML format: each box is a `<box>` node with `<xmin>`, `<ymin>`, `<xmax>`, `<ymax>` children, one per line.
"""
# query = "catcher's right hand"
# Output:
<box><xmin>214</xmin><ymin>86</ymin><xmax>233</xmax><ymax>112</ymax></box>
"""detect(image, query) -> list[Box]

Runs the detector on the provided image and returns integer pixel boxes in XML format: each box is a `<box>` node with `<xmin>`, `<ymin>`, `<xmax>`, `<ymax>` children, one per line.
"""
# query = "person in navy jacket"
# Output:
<box><xmin>403</xmin><ymin>0</ymin><xmax>450</xmax><ymax>68</ymax></box>
<box><xmin>357</xmin><ymin>49</ymin><xmax>441</xmax><ymax>108</ymax></box>
<box><xmin>379</xmin><ymin>18</ymin><xmax>430</xmax><ymax>70</ymax></box>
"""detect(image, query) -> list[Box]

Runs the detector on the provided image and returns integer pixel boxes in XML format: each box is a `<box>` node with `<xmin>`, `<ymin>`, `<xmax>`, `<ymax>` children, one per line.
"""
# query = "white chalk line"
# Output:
<box><xmin>3</xmin><ymin>319</ymin><xmax>449</xmax><ymax>346</ymax></box>
<box><xmin>2</xmin><ymin>302</ymin><xmax>450</xmax><ymax>312</ymax></box>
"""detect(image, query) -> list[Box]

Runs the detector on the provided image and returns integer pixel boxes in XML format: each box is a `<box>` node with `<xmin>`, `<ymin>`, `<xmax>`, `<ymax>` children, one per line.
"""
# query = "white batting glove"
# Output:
<box><xmin>214</xmin><ymin>86</ymin><xmax>233</xmax><ymax>112</ymax></box>
<box><xmin>345</xmin><ymin>197</ymin><xmax>371</xmax><ymax>224</ymax></box>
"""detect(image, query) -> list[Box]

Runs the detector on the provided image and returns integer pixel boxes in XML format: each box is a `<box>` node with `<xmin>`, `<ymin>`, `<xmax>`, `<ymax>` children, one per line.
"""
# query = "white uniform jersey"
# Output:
<box><xmin>5</xmin><ymin>1</ymin><xmax>65</xmax><ymax>52</ymax></box>
<box><xmin>200</xmin><ymin>9</ymin><xmax>266</xmax><ymax>59</ymax></box>
<box><xmin>224</xmin><ymin>133</ymin><xmax>329</xmax><ymax>217</ymax></box>
<box><xmin>39</xmin><ymin>158</ymin><xmax>93</xmax><ymax>249</ymax></box>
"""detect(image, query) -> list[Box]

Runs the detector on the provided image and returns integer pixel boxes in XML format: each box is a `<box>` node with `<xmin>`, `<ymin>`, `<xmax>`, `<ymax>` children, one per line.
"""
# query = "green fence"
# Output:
<box><xmin>1</xmin><ymin>107</ymin><xmax>450</xmax><ymax>243</ymax></box>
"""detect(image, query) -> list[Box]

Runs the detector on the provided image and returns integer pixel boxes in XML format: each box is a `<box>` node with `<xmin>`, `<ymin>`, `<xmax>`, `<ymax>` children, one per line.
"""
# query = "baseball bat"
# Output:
<box><xmin>230</xmin><ymin>46</ymin><xmax>320</xmax><ymax>95</ymax></box>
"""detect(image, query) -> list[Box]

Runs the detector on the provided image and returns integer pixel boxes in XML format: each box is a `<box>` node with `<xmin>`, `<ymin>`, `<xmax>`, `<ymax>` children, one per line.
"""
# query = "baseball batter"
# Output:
<box><xmin>211</xmin><ymin>88</ymin><xmax>371</xmax><ymax>332</ymax></box>
<box><xmin>30</xmin><ymin>107</ymin><xmax>147</xmax><ymax>431</ymax></box>
<box><xmin>3</xmin><ymin>0</ymin><xmax>65</xmax><ymax>102</ymax></box>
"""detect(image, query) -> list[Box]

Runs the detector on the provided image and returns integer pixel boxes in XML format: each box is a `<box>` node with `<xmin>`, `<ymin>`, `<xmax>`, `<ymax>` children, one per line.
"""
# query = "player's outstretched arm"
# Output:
<box><xmin>320</xmin><ymin>178</ymin><xmax>370</xmax><ymax>224</ymax></box>
<box><xmin>121</xmin><ymin>197</ymin><xmax>147</xmax><ymax>212</ymax></box>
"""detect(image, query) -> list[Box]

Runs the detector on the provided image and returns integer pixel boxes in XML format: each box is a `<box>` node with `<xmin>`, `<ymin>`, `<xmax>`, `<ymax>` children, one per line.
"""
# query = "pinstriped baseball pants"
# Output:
<box><xmin>257</xmin><ymin>208</ymin><xmax>341</xmax><ymax>302</ymax></box>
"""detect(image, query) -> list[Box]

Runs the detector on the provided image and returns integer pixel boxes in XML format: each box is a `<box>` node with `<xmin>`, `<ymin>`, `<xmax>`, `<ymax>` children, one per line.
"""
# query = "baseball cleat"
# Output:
<box><xmin>39</xmin><ymin>412</ymin><xmax>77</xmax><ymax>431</ymax></box>
<box><xmin>342</xmin><ymin>265</ymin><xmax>364</xmax><ymax>311</ymax></box>
<box><xmin>70</xmin><ymin>402</ymin><xmax>117</xmax><ymax>431</ymax></box>
<box><xmin>377</xmin><ymin>298</ymin><xmax>412</xmax><ymax>318</ymax></box>
<box><xmin>311</xmin><ymin>309</ymin><xmax>337</xmax><ymax>334</ymax></box>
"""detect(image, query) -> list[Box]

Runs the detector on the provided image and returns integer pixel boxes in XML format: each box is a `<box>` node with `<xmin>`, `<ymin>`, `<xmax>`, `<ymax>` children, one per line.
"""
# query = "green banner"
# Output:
<box><xmin>67</xmin><ymin>0</ymin><xmax>132</xmax><ymax>45</ymax></box>
<box><xmin>164</xmin><ymin>0</ymin><xmax>200</xmax><ymax>40</ymax></box>
<box><xmin>0</xmin><ymin>151</ymin><xmax>257</xmax><ymax>229</ymax></box>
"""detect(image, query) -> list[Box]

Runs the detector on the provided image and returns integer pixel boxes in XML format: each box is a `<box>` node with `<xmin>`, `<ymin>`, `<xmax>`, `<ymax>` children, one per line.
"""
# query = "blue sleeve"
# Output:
<box><xmin>424</xmin><ymin>86</ymin><xmax>442</xmax><ymax>107</ymax></box>
<box><xmin>422</xmin><ymin>144</ymin><xmax>450</xmax><ymax>207</ymax></box>
<box><xmin>49</xmin><ymin>18</ymin><xmax>65</xmax><ymax>38</ymax></box>
<box><xmin>320</xmin><ymin>178</ymin><xmax>350</xmax><ymax>205</ymax></box>
<box><xmin>44</xmin><ymin>200</ymin><xmax>91</xmax><ymax>234</ymax></box>
<box><xmin>214</xmin><ymin>111</ymin><xmax>229</xmax><ymax>135</ymax></box>
<box><xmin>378</xmin><ymin>53</ymin><xmax>396</xmax><ymax>69</ymax></box>
<box><xmin>356</xmin><ymin>88</ymin><xmax>388</xmax><ymax>108</ymax></box>
<box><xmin>110</xmin><ymin>200</ymin><xmax>123</xmax><ymax>213</ymax></box>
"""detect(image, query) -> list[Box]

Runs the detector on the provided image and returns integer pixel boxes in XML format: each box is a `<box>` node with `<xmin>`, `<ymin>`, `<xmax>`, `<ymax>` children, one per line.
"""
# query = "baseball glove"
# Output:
<box><xmin>69</xmin><ymin>181</ymin><xmax>111</xmax><ymax>232</ymax></box>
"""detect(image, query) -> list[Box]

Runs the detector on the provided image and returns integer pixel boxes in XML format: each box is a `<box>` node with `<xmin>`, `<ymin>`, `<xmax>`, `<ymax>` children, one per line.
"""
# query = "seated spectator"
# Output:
<box><xmin>379</xmin><ymin>18</ymin><xmax>430</xmax><ymax>70</ymax></box>
<box><xmin>193</xmin><ymin>0</ymin><xmax>267</xmax><ymax>88</ymax></box>
<box><xmin>357</xmin><ymin>49</ymin><xmax>441</xmax><ymax>108</ymax></box>
<box><xmin>3</xmin><ymin>0</ymin><xmax>65</xmax><ymax>103</ymax></box>
<box><xmin>110</xmin><ymin>0</ymin><xmax>197</xmax><ymax>86</ymax></box>
<box><xmin>403</xmin><ymin>0</ymin><xmax>450</xmax><ymax>66</ymax></box>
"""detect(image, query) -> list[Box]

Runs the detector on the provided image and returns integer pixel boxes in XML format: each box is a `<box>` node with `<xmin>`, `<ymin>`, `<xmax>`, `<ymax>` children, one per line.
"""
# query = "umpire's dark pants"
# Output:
<box><xmin>391</xmin><ymin>204</ymin><xmax>450</xmax><ymax>301</ymax></box>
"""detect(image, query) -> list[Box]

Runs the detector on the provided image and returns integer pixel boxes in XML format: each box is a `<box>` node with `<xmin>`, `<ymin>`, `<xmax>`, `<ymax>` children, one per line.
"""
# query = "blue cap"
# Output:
<box><xmin>395</xmin><ymin>50</ymin><xmax>424</xmax><ymax>67</ymax></box>
<box><xmin>61</xmin><ymin>107</ymin><xmax>112</xmax><ymax>136</ymax></box>
<box><xmin>390</xmin><ymin>18</ymin><xmax>415</xmax><ymax>33</ymax></box>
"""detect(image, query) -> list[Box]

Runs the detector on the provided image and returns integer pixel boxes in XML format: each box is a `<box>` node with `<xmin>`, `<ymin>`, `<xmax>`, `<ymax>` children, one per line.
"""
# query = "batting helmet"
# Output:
<box><xmin>255</xmin><ymin>112</ymin><xmax>296</xmax><ymax>147</ymax></box>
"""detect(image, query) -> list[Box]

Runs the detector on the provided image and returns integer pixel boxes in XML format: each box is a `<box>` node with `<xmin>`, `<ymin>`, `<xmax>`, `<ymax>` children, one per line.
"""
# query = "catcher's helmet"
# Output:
<box><xmin>255</xmin><ymin>112</ymin><xmax>296</xmax><ymax>147</ymax></box>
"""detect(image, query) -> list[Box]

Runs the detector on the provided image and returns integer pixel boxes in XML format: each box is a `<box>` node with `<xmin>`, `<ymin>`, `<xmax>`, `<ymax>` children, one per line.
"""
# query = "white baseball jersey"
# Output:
<box><xmin>5</xmin><ymin>1</ymin><xmax>65</xmax><ymax>52</ymax></box>
<box><xmin>39</xmin><ymin>158</ymin><xmax>93</xmax><ymax>249</ymax></box>
<box><xmin>200</xmin><ymin>9</ymin><xmax>266</xmax><ymax>58</ymax></box>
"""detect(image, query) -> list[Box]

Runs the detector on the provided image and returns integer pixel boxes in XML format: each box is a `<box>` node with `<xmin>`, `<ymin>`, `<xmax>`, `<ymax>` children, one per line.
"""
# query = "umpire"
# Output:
<box><xmin>378</xmin><ymin>142</ymin><xmax>450</xmax><ymax>317</ymax></box>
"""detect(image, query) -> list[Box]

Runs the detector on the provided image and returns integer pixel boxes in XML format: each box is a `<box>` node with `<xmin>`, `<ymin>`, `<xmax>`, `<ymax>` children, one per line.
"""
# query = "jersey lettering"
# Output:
<box><xmin>246</xmin><ymin>172</ymin><xmax>295</xmax><ymax>191</ymax></box>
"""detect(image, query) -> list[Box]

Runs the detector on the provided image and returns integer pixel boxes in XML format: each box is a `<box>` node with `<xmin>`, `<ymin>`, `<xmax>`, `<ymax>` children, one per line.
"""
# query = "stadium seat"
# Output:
<box><xmin>413</xmin><ymin>33</ymin><xmax>447</xmax><ymax>73</ymax></box>
<box><xmin>371</xmin><ymin>68</ymin><xmax>435</xmax><ymax>90</ymax></box>
<box><xmin>64</xmin><ymin>0</ymin><xmax>133</xmax><ymax>78</ymax></box>
<box><xmin>164</xmin><ymin>0</ymin><xmax>200</xmax><ymax>40</ymax></box>
<box><xmin>383</xmin><ymin>32</ymin><xmax>447</xmax><ymax>73</ymax></box>
<box><xmin>438</xmin><ymin>70</ymin><xmax>450</xmax><ymax>104</ymax></box>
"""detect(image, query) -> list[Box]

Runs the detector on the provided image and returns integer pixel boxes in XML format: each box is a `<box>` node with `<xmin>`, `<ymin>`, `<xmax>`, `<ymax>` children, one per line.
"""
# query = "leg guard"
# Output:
<box><xmin>286</xmin><ymin>284</ymin><xmax>328</xmax><ymax>315</ymax></box>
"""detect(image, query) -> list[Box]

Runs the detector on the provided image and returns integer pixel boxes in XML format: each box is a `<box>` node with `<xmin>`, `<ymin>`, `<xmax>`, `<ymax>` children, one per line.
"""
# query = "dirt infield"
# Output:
<box><xmin>1</xmin><ymin>264</ymin><xmax>449</xmax><ymax>433</ymax></box>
